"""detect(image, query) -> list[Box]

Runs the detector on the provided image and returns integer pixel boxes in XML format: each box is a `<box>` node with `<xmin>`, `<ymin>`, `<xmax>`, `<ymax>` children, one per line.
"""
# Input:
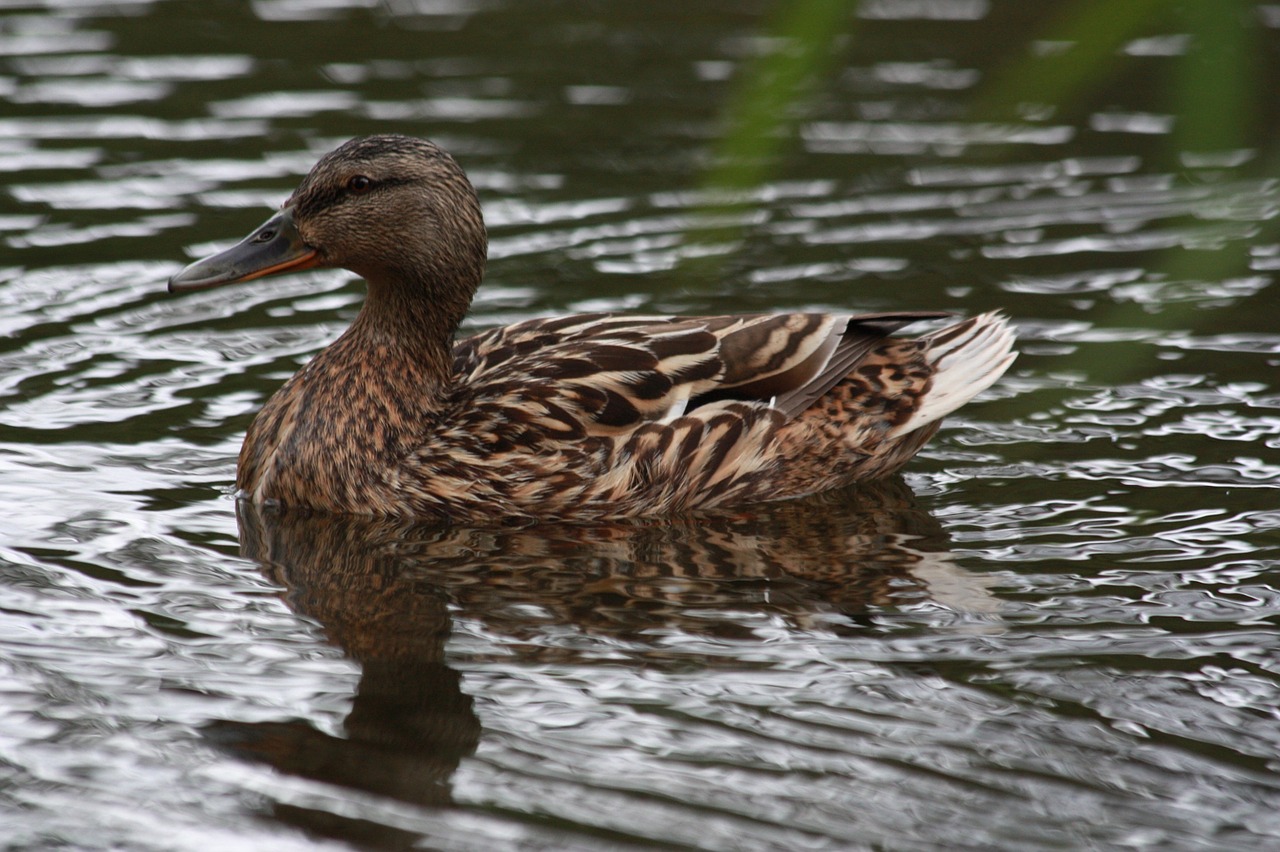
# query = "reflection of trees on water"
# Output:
<box><xmin>206</xmin><ymin>479</ymin><xmax>996</xmax><ymax>847</ymax></box>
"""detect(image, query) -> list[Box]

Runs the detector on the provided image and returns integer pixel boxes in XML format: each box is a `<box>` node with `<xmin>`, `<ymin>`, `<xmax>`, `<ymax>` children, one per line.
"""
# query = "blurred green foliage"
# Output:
<box><xmin>705</xmin><ymin>0</ymin><xmax>858</xmax><ymax>195</ymax></box>
<box><xmin>697</xmin><ymin>0</ymin><xmax>1276</xmax><ymax>378</ymax></box>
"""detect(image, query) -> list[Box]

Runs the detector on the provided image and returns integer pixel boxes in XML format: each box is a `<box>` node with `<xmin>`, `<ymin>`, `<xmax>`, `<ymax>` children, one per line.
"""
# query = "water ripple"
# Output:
<box><xmin>3</xmin><ymin>2</ymin><xmax>1280</xmax><ymax>849</ymax></box>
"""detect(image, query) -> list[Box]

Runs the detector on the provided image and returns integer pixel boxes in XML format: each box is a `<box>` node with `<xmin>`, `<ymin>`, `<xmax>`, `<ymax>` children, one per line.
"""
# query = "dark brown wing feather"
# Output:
<box><xmin>450</xmin><ymin>310</ymin><xmax>954</xmax><ymax>437</ymax></box>
<box><xmin>771</xmin><ymin>311</ymin><xmax>952</xmax><ymax>418</ymax></box>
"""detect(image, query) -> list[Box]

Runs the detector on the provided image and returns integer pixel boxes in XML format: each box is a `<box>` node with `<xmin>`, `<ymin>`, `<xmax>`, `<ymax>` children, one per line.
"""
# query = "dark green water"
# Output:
<box><xmin>3</xmin><ymin>1</ymin><xmax>1280</xmax><ymax>849</ymax></box>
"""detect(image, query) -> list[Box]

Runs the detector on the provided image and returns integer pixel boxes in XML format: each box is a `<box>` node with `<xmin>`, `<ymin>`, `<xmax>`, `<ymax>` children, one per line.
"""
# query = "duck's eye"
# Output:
<box><xmin>346</xmin><ymin>175</ymin><xmax>373</xmax><ymax>194</ymax></box>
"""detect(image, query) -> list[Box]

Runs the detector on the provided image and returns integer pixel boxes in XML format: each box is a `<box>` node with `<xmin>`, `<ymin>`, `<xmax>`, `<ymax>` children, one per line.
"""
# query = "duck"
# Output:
<box><xmin>169</xmin><ymin>134</ymin><xmax>1016</xmax><ymax>522</ymax></box>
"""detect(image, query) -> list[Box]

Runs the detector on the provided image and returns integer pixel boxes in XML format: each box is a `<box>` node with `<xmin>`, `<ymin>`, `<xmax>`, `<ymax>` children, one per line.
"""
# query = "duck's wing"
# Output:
<box><xmin>451</xmin><ymin>310</ymin><xmax>952</xmax><ymax>435</ymax></box>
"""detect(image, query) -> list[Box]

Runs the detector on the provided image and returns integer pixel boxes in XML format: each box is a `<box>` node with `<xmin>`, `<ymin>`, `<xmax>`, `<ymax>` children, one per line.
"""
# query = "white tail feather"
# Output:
<box><xmin>888</xmin><ymin>312</ymin><xmax>1016</xmax><ymax>438</ymax></box>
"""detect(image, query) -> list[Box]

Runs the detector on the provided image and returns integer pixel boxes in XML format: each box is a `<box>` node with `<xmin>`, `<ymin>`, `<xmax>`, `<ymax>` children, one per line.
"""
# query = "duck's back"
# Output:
<box><xmin>385</xmin><ymin>310</ymin><xmax>1015</xmax><ymax>520</ymax></box>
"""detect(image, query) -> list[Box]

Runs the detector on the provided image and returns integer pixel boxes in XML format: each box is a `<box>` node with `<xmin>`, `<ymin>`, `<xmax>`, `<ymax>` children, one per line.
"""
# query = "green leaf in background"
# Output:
<box><xmin>683</xmin><ymin>0</ymin><xmax>857</xmax><ymax>269</ymax></box>
<box><xmin>706</xmin><ymin>0</ymin><xmax>857</xmax><ymax>194</ymax></box>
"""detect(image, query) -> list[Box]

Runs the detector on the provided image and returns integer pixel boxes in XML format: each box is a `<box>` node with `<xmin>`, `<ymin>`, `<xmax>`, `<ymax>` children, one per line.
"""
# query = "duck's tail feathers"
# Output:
<box><xmin>888</xmin><ymin>312</ymin><xmax>1017</xmax><ymax>439</ymax></box>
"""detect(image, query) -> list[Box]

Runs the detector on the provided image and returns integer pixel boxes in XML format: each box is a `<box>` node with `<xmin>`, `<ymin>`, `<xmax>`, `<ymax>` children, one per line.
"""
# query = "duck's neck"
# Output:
<box><xmin>336</xmin><ymin>277</ymin><xmax>462</xmax><ymax>390</ymax></box>
<box><xmin>237</xmin><ymin>274</ymin><xmax>470</xmax><ymax>513</ymax></box>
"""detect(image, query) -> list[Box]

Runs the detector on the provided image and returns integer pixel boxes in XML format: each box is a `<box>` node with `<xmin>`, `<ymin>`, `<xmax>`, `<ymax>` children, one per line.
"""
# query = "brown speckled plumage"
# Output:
<box><xmin>170</xmin><ymin>135</ymin><xmax>1017</xmax><ymax>521</ymax></box>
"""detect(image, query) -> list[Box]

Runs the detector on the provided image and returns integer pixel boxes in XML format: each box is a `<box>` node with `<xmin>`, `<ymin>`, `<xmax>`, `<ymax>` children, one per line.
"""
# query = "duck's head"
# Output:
<box><xmin>169</xmin><ymin>135</ymin><xmax>488</xmax><ymax>329</ymax></box>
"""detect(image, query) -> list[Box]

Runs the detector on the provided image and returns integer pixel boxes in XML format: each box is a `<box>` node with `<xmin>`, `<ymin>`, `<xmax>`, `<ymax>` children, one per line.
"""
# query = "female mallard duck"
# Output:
<box><xmin>170</xmin><ymin>135</ymin><xmax>1015</xmax><ymax>522</ymax></box>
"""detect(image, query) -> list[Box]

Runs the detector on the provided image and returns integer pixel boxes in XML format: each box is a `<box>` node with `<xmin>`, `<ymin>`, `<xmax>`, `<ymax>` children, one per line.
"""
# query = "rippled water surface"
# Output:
<box><xmin>4</xmin><ymin>1</ymin><xmax>1280</xmax><ymax>849</ymax></box>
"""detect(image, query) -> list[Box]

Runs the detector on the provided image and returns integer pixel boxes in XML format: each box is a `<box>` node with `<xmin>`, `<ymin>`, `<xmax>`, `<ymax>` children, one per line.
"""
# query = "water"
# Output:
<box><xmin>3</xmin><ymin>0</ymin><xmax>1280</xmax><ymax>849</ymax></box>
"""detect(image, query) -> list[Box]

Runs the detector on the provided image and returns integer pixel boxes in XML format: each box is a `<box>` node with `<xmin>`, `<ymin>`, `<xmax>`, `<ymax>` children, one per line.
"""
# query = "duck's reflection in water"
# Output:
<box><xmin>206</xmin><ymin>479</ymin><xmax>996</xmax><ymax>847</ymax></box>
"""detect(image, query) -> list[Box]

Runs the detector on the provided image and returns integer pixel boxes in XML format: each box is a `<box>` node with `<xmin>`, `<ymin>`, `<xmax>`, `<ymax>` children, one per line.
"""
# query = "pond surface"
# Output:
<box><xmin>3</xmin><ymin>0</ymin><xmax>1280</xmax><ymax>849</ymax></box>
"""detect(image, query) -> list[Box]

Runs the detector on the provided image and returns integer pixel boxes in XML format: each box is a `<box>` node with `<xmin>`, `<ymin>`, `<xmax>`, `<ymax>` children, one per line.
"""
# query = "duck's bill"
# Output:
<box><xmin>168</xmin><ymin>207</ymin><xmax>320</xmax><ymax>293</ymax></box>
